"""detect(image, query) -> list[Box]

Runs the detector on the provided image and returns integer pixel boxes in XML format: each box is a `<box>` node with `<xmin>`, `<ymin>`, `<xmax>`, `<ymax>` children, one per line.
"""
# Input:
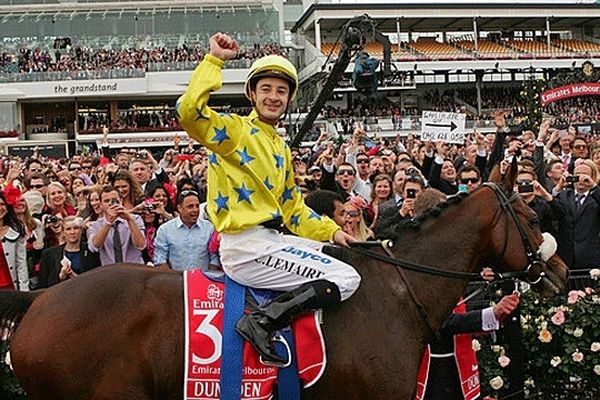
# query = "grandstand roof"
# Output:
<box><xmin>292</xmin><ymin>3</ymin><xmax>600</xmax><ymax>34</ymax></box>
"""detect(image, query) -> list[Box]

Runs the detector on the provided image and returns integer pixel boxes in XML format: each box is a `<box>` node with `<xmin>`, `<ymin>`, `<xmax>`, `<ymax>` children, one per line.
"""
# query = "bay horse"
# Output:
<box><xmin>0</xmin><ymin>168</ymin><xmax>567</xmax><ymax>399</ymax></box>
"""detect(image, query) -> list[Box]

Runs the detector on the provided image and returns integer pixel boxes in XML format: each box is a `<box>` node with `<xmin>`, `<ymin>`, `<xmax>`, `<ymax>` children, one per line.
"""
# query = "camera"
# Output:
<box><xmin>144</xmin><ymin>203</ymin><xmax>155</xmax><ymax>211</ymax></box>
<box><xmin>406</xmin><ymin>188</ymin><xmax>417</xmax><ymax>199</ymax></box>
<box><xmin>111</xmin><ymin>198</ymin><xmax>119</xmax><ymax>206</ymax></box>
<box><xmin>518</xmin><ymin>182</ymin><xmax>534</xmax><ymax>194</ymax></box>
<box><xmin>566</xmin><ymin>175</ymin><xmax>580</xmax><ymax>183</ymax></box>
<box><xmin>46</xmin><ymin>215</ymin><xmax>60</xmax><ymax>225</ymax></box>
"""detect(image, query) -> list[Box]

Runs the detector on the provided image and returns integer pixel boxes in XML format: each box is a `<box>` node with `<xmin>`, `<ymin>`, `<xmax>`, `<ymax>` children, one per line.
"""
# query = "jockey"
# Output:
<box><xmin>176</xmin><ymin>32</ymin><xmax>361</xmax><ymax>365</ymax></box>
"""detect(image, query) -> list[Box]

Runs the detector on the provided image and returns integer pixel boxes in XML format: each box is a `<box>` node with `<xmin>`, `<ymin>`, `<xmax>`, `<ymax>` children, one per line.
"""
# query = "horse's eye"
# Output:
<box><xmin>529</xmin><ymin>217</ymin><xmax>539</xmax><ymax>228</ymax></box>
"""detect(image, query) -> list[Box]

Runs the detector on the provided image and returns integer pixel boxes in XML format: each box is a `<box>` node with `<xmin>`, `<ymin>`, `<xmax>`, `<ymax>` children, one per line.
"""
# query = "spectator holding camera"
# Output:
<box><xmin>549</xmin><ymin>159</ymin><xmax>600</xmax><ymax>273</ymax></box>
<box><xmin>43</xmin><ymin>213</ymin><xmax>64</xmax><ymax>249</ymax></box>
<box><xmin>513</xmin><ymin>164</ymin><xmax>556</xmax><ymax>236</ymax></box>
<box><xmin>37</xmin><ymin>216</ymin><xmax>100</xmax><ymax>288</ymax></box>
<box><xmin>399</xmin><ymin>172</ymin><xmax>427</xmax><ymax>219</ymax></box>
<box><xmin>87</xmin><ymin>186</ymin><xmax>145</xmax><ymax>265</ymax></box>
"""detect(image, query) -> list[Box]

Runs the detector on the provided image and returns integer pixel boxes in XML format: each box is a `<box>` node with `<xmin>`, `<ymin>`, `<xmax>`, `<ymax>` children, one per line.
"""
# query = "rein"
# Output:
<box><xmin>348</xmin><ymin>182</ymin><xmax>545</xmax><ymax>337</ymax></box>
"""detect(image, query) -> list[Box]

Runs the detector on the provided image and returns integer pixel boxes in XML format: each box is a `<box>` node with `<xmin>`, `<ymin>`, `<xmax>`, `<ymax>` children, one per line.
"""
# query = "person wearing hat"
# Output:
<box><xmin>177</xmin><ymin>32</ymin><xmax>360</xmax><ymax>365</ymax></box>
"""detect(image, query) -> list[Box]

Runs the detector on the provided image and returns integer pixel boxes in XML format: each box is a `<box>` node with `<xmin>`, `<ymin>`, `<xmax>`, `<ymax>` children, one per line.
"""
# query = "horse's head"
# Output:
<box><xmin>484</xmin><ymin>162</ymin><xmax>568</xmax><ymax>298</ymax></box>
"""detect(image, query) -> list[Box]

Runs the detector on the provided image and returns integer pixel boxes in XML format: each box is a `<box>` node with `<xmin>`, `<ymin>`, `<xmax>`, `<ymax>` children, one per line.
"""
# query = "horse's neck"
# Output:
<box><xmin>390</xmin><ymin>201</ymin><xmax>491</xmax><ymax>337</ymax></box>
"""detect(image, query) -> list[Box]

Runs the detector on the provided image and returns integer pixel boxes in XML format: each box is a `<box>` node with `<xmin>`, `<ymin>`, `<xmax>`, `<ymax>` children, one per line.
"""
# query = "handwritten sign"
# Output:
<box><xmin>421</xmin><ymin>111</ymin><xmax>466</xmax><ymax>144</ymax></box>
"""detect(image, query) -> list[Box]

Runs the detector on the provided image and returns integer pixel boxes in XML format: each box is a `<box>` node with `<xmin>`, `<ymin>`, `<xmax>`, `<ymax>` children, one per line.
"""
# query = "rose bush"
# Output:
<box><xmin>479</xmin><ymin>271</ymin><xmax>600</xmax><ymax>399</ymax></box>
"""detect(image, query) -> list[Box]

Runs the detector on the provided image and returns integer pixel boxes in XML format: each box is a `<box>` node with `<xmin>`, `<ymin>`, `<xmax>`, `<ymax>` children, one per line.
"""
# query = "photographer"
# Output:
<box><xmin>513</xmin><ymin>162</ymin><xmax>556</xmax><ymax>236</ymax></box>
<box><xmin>87</xmin><ymin>186</ymin><xmax>145</xmax><ymax>265</ymax></box>
<box><xmin>549</xmin><ymin>159</ymin><xmax>600</xmax><ymax>279</ymax></box>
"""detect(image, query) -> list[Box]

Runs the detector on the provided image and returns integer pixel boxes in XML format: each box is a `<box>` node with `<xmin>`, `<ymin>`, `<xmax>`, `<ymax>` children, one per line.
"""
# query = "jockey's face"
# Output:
<box><xmin>250</xmin><ymin>77</ymin><xmax>290</xmax><ymax>126</ymax></box>
<box><xmin>332</xmin><ymin>200</ymin><xmax>345</xmax><ymax>228</ymax></box>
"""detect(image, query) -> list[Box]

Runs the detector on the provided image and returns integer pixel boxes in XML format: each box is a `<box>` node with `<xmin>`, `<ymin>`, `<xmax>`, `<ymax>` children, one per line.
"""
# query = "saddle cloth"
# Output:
<box><xmin>183</xmin><ymin>270</ymin><xmax>326</xmax><ymax>400</ymax></box>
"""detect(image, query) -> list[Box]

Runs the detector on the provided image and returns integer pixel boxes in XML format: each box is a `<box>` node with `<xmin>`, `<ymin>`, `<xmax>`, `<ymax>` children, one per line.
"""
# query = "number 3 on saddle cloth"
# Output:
<box><xmin>183</xmin><ymin>270</ymin><xmax>326</xmax><ymax>400</ymax></box>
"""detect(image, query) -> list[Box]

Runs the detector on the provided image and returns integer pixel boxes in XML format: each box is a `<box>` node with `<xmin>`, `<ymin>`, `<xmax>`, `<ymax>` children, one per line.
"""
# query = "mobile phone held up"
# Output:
<box><xmin>406</xmin><ymin>188</ymin><xmax>417</xmax><ymax>199</ymax></box>
<box><xmin>566</xmin><ymin>175</ymin><xmax>580</xmax><ymax>184</ymax></box>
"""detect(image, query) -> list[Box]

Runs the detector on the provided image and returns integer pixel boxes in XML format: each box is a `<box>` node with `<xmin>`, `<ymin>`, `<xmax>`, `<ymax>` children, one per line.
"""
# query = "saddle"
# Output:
<box><xmin>183</xmin><ymin>270</ymin><xmax>326</xmax><ymax>400</ymax></box>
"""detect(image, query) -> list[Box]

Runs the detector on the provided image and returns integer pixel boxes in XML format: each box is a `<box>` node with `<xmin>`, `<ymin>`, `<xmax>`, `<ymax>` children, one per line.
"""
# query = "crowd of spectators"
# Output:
<box><xmin>0</xmin><ymin>106</ymin><xmax>597</xmax><ymax>294</ymax></box>
<box><xmin>0</xmin><ymin>42</ymin><xmax>286</xmax><ymax>75</ymax></box>
<box><xmin>79</xmin><ymin>109</ymin><xmax>180</xmax><ymax>133</ymax></box>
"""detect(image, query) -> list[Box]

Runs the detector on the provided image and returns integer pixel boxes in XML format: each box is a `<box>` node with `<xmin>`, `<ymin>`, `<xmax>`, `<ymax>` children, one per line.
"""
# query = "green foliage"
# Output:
<box><xmin>519</xmin><ymin>78</ymin><xmax>545</xmax><ymax>133</ymax></box>
<box><xmin>0</xmin><ymin>342</ymin><xmax>27</xmax><ymax>399</ymax></box>
<box><xmin>478</xmin><ymin>271</ymin><xmax>600</xmax><ymax>399</ymax></box>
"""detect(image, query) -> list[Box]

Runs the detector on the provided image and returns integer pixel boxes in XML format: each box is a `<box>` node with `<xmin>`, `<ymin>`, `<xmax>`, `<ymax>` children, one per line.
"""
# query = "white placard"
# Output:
<box><xmin>421</xmin><ymin>111</ymin><xmax>466</xmax><ymax>144</ymax></box>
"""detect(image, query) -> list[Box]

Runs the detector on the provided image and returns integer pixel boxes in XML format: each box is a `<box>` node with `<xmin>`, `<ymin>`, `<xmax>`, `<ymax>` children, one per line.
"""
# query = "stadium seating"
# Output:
<box><xmin>504</xmin><ymin>39</ymin><xmax>570</xmax><ymax>58</ymax></box>
<box><xmin>454</xmin><ymin>40</ymin><xmax>516</xmax><ymax>59</ymax></box>
<box><xmin>552</xmin><ymin>39</ymin><xmax>600</xmax><ymax>55</ymax></box>
<box><xmin>406</xmin><ymin>38</ymin><xmax>471</xmax><ymax>60</ymax></box>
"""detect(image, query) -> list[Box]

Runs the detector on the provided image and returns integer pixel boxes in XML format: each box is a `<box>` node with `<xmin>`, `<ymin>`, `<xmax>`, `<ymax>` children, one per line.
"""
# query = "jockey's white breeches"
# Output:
<box><xmin>219</xmin><ymin>226</ymin><xmax>361</xmax><ymax>301</ymax></box>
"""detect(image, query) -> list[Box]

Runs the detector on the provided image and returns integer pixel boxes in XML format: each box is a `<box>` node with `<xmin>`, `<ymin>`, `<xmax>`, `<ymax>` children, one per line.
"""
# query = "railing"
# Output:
<box><xmin>145</xmin><ymin>58</ymin><xmax>254</xmax><ymax>72</ymax></box>
<box><xmin>0</xmin><ymin>68</ymin><xmax>146</xmax><ymax>82</ymax></box>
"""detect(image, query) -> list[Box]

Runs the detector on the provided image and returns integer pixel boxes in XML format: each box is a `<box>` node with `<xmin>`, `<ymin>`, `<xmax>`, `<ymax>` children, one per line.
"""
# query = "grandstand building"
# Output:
<box><xmin>0</xmin><ymin>1</ymin><xmax>599</xmax><ymax>156</ymax></box>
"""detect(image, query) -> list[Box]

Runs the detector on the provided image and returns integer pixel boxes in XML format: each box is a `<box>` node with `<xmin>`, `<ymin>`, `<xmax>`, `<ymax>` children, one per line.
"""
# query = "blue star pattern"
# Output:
<box><xmin>195</xmin><ymin>107</ymin><xmax>209</xmax><ymax>121</ymax></box>
<box><xmin>236</xmin><ymin>147</ymin><xmax>255</xmax><ymax>166</ymax></box>
<box><xmin>235</xmin><ymin>183</ymin><xmax>255</xmax><ymax>204</ymax></box>
<box><xmin>215</xmin><ymin>192</ymin><xmax>229</xmax><ymax>213</ymax></box>
<box><xmin>281</xmin><ymin>187</ymin><xmax>294</xmax><ymax>204</ymax></box>
<box><xmin>250</xmin><ymin>127</ymin><xmax>260</xmax><ymax>135</ymax></box>
<box><xmin>211</xmin><ymin>126</ymin><xmax>230</xmax><ymax>145</ymax></box>
<box><xmin>263</xmin><ymin>176</ymin><xmax>274</xmax><ymax>190</ymax></box>
<box><xmin>273</xmin><ymin>154</ymin><xmax>284</xmax><ymax>169</ymax></box>
<box><xmin>290</xmin><ymin>214</ymin><xmax>300</xmax><ymax>227</ymax></box>
<box><xmin>271</xmin><ymin>210</ymin><xmax>282</xmax><ymax>220</ymax></box>
<box><xmin>208</xmin><ymin>152</ymin><xmax>219</xmax><ymax>166</ymax></box>
<box><xmin>308</xmin><ymin>210</ymin><xmax>322</xmax><ymax>220</ymax></box>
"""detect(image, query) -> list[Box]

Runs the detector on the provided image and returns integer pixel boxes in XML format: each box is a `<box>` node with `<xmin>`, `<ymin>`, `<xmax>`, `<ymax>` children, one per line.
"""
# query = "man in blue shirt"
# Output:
<box><xmin>153</xmin><ymin>190</ymin><xmax>220</xmax><ymax>271</ymax></box>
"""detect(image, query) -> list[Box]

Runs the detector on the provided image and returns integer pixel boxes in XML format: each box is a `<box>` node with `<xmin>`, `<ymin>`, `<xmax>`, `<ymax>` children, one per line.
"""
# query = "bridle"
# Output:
<box><xmin>349</xmin><ymin>182</ymin><xmax>548</xmax><ymax>337</ymax></box>
<box><xmin>483</xmin><ymin>183</ymin><xmax>546</xmax><ymax>285</ymax></box>
<box><xmin>351</xmin><ymin>183</ymin><xmax>546</xmax><ymax>284</ymax></box>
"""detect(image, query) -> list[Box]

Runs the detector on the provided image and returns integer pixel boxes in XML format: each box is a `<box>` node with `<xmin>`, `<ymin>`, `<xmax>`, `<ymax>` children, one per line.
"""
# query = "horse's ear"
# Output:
<box><xmin>501</xmin><ymin>157</ymin><xmax>518</xmax><ymax>194</ymax></box>
<box><xmin>488</xmin><ymin>164</ymin><xmax>502</xmax><ymax>183</ymax></box>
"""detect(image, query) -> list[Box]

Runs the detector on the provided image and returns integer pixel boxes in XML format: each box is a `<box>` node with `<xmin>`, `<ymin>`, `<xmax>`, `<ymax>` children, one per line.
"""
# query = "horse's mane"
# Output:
<box><xmin>377</xmin><ymin>192</ymin><xmax>470</xmax><ymax>241</ymax></box>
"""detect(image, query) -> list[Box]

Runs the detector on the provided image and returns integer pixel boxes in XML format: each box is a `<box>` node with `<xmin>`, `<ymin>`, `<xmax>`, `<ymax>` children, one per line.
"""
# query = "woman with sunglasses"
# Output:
<box><xmin>342</xmin><ymin>201</ymin><xmax>373</xmax><ymax>241</ymax></box>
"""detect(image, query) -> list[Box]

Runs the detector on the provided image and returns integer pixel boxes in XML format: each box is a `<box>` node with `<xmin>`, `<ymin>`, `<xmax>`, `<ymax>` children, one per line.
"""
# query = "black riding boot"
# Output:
<box><xmin>235</xmin><ymin>280</ymin><xmax>341</xmax><ymax>365</ymax></box>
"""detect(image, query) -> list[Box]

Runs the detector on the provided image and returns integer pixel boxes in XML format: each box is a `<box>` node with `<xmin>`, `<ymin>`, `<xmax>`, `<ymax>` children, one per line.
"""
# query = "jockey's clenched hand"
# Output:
<box><xmin>333</xmin><ymin>229</ymin><xmax>356</xmax><ymax>247</ymax></box>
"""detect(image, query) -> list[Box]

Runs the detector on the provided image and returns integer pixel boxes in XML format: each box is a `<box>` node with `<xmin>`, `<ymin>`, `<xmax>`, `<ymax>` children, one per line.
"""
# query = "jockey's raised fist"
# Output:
<box><xmin>209</xmin><ymin>33</ymin><xmax>239</xmax><ymax>62</ymax></box>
